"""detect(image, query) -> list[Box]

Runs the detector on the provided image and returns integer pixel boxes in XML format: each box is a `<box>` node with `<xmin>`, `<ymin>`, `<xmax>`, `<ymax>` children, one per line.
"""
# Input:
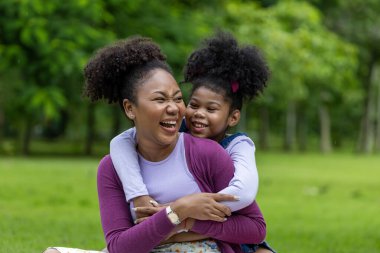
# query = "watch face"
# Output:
<box><xmin>167</xmin><ymin>207</ymin><xmax>180</xmax><ymax>225</ymax></box>
<box><xmin>168</xmin><ymin>212</ymin><xmax>180</xmax><ymax>225</ymax></box>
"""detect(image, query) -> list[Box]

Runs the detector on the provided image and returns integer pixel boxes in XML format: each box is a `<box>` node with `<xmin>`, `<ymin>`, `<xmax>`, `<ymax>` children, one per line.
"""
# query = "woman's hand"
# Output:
<box><xmin>171</xmin><ymin>193</ymin><xmax>237</xmax><ymax>222</ymax></box>
<box><xmin>161</xmin><ymin>231</ymin><xmax>208</xmax><ymax>245</ymax></box>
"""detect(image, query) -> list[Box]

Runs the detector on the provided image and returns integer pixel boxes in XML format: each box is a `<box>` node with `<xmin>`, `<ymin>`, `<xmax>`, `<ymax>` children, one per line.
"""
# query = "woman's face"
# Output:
<box><xmin>185</xmin><ymin>86</ymin><xmax>238</xmax><ymax>143</ymax></box>
<box><xmin>129</xmin><ymin>69</ymin><xmax>186</xmax><ymax>148</ymax></box>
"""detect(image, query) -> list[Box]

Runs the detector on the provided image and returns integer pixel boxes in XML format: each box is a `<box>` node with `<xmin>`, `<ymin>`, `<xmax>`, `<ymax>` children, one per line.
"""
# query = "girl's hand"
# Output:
<box><xmin>134</xmin><ymin>205</ymin><xmax>166</xmax><ymax>224</ymax></box>
<box><xmin>132</xmin><ymin>195</ymin><xmax>159</xmax><ymax>219</ymax></box>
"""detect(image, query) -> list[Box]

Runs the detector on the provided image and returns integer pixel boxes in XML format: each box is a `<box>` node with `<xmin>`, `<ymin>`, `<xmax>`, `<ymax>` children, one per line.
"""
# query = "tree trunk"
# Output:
<box><xmin>375</xmin><ymin>65</ymin><xmax>380</xmax><ymax>152</ymax></box>
<box><xmin>0</xmin><ymin>108</ymin><xmax>3</xmax><ymax>146</ymax></box>
<box><xmin>283</xmin><ymin>101</ymin><xmax>296</xmax><ymax>151</ymax></box>
<box><xmin>258</xmin><ymin>106</ymin><xmax>269</xmax><ymax>150</ymax></box>
<box><xmin>319</xmin><ymin>102</ymin><xmax>332</xmax><ymax>153</ymax></box>
<box><xmin>297</xmin><ymin>108</ymin><xmax>308</xmax><ymax>152</ymax></box>
<box><xmin>357</xmin><ymin>55</ymin><xmax>376</xmax><ymax>153</ymax></box>
<box><xmin>21</xmin><ymin>119</ymin><xmax>33</xmax><ymax>156</ymax></box>
<box><xmin>237</xmin><ymin>106</ymin><xmax>247</xmax><ymax>133</ymax></box>
<box><xmin>84</xmin><ymin>103</ymin><xmax>95</xmax><ymax>156</ymax></box>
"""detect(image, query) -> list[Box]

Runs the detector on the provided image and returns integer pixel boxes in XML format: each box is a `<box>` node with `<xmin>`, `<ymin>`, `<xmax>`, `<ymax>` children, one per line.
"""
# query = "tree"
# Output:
<box><xmin>311</xmin><ymin>0</ymin><xmax>380</xmax><ymax>153</ymax></box>
<box><xmin>225</xmin><ymin>1</ymin><xmax>359</xmax><ymax>152</ymax></box>
<box><xmin>0</xmin><ymin>0</ymin><xmax>114</xmax><ymax>154</ymax></box>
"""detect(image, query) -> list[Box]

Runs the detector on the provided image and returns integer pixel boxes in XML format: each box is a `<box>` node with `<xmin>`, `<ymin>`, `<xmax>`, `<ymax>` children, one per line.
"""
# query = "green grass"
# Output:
<box><xmin>1</xmin><ymin>153</ymin><xmax>380</xmax><ymax>253</ymax></box>
<box><xmin>256</xmin><ymin>152</ymin><xmax>380</xmax><ymax>252</ymax></box>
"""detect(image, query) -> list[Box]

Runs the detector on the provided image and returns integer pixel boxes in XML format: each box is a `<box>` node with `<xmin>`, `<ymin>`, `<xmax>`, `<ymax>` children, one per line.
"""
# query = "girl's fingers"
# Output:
<box><xmin>134</xmin><ymin>217</ymin><xmax>149</xmax><ymax>224</ymax></box>
<box><xmin>134</xmin><ymin>206</ymin><xmax>160</xmax><ymax>215</ymax></box>
<box><xmin>149</xmin><ymin>200</ymin><xmax>159</xmax><ymax>207</ymax></box>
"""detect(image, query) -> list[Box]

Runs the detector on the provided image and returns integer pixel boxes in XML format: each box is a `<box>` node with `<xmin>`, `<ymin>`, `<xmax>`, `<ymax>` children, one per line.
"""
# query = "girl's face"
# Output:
<box><xmin>124</xmin><ymin>69</ymin><xmax>186</xmax><ymax>150</ymax></box>
<box><xmin>185</xmin><ymin>86</ymin><xmax>240</xmax><ymax>143</ymax></box>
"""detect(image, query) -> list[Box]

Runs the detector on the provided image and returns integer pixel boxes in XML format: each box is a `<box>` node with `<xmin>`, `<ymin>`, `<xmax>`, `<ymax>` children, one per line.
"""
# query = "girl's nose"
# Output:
<box><xmin>193</xmin><ymin>109</ymin><xmax>205</xmax><ymax>118</ymax></box>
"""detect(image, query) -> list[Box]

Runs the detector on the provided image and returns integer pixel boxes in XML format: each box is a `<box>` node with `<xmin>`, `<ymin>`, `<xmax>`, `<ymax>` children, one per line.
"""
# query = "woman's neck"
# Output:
<box><xmin>136</xmin><ymin>134</ymin><xmax>179</xmax><ymax>162</ymax></box>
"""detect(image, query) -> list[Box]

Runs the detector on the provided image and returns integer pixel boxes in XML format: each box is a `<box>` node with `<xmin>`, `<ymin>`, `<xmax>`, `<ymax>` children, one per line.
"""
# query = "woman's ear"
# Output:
<box><xmin>123</xmin><ymin>99</ymin><xmax>135</xmax><ymax>120</ymax></box>
<box><xmin>228</xmin><ymin>109</ymin><xmax>240</xmax><ymax>127</ymax></box>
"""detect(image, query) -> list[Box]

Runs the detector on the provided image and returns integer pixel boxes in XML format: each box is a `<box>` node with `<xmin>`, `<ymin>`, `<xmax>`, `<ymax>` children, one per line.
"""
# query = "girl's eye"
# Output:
<box><xmin>207</xmin><ymin>108</ymin><xmax>217</xmax><ymax>112</ymax></box>
<box><xmin>188</xmin><ymin>103</ymin><xmax>198</xmax><ymax>109</ymax></box>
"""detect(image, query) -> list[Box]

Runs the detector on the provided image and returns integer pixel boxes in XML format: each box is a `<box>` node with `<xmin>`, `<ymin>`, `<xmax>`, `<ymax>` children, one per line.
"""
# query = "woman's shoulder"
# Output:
<box><xmin>183</xmin><ymin>133</ymin><xmax>225</xmax><ymax>152</ymax></box>
<box><xmin>97</xmin><ymin>155</ymin><xmax>120</xmax><ymax>180</ymax></box>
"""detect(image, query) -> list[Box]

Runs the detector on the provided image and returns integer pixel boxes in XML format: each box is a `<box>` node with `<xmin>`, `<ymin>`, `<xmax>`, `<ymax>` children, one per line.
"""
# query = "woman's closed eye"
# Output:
<box><xmin>174</xmin><ymin>96</ymin><xmax>183</xmax><ymax>103</ymax></box>
<box><xmin>153</xmin><ymin>97</ymin><xmax>166</xmax><ymax>103</ymax></box>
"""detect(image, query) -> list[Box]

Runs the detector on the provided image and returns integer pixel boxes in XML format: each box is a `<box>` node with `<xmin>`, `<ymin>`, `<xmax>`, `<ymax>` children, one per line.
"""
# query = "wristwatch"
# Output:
<box><xmin>166</xmin><ymin>206</ymin><xmax>181</xmax><ymax>225</ymax></box>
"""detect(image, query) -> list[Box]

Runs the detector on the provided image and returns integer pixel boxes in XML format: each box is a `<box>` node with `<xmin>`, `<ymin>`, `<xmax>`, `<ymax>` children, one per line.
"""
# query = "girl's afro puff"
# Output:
<box><xmin>184</xmin><ymin>31</ymin><xmax>269</xmax><ymax>103</ymax></box>
<box><xmin>84</xmin><ymin>36</ymin><xmax>168</xmax><ymax>104</ymax></box>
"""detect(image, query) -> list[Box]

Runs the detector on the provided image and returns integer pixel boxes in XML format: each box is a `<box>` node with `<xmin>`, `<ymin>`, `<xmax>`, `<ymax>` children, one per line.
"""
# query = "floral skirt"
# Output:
<box><xmin>46</xmin><ymin>240</ymin><xmax>220</xmax><ymax>253</ymax></box>
<box><xmin>45</xmin><ymin>247</ymin><xmax>106</xmax><ymax>253</ymax></box>
<box><xmin>152</xmin><ymin>239</ymin><xmax>220</xmax><ymax>253</ymax></box>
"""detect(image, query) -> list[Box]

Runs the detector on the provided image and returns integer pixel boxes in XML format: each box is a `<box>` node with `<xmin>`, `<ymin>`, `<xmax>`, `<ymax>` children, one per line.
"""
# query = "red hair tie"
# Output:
<box><xmin>231</xmin><ymin>81</ymin><xmax>239</xmax><ymax>93</ymax></box>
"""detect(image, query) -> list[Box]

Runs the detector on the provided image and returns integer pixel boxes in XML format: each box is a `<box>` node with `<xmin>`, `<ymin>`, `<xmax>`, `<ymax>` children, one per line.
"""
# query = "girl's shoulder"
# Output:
<box><xmin>221</xmin><ymin>132</ymin><xmax>255</xmax><ymax>149</ymax></box>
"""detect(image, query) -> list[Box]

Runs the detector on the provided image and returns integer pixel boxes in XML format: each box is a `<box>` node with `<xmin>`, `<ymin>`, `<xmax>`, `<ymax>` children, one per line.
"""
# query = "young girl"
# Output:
<box><xmin>110</xmin><ymin>32</ymin><xmax>274</xmax><ymax>252</ymax></box>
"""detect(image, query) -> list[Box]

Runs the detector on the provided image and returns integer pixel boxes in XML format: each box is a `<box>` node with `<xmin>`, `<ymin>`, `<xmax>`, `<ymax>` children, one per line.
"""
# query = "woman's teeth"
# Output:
<box><xmin>160</xmin><ymin>121</ymin><xmax>176</xmax><ymax>128</ymax></box>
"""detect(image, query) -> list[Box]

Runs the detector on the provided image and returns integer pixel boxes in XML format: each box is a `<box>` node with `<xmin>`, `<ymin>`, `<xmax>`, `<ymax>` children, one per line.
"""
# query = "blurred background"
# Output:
<box><xmin>0</xmin><ymin>0</ymin><xmax>379</xmax><ymax>252</ymax></box>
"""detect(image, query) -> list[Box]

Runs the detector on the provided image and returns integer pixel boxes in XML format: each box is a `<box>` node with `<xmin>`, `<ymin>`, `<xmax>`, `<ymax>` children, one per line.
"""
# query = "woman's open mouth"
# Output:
<box><xmin>160</xmin><ymin>120</ymin><xmax>177</xmax><ymax>129</ymax></box>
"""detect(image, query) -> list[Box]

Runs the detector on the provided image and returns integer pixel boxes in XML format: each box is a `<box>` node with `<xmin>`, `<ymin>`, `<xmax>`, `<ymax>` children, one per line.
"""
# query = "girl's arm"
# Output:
<box><xmin>110</xmin><ymin>128</ymin><xmax>148</xmax><ymax>202</ymax></box>
<box><xmin>218</xmin><ymin>135</ymin><xmax>259</xmax><ymax>211</ymax></box>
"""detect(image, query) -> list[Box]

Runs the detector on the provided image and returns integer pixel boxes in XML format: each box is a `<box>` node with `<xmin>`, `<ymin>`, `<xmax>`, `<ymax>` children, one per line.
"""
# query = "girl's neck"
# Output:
<box><xmin>213</xmin><ymin>131</ymin><xmax>228</xmax><ymax>144</ymax></box>
<box><xmin>136</xmin><ymin>134</ymin><xmax>179</xmax><ymax>162</ymax></box>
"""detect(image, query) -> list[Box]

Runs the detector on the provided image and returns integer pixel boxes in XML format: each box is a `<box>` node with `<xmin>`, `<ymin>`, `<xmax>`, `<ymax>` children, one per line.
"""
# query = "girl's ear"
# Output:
<box><xmin>123</xmin><ymin>99</ymin><xmax>135</xmax><ymax>120</ymax></box>
<box><xmin>228</xmin><ymin>109</ymin><xmax>240</xmax><ymax>127</ymax></box>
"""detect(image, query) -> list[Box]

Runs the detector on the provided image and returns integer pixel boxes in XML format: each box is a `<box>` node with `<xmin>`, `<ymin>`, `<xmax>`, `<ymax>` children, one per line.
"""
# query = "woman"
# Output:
<box><xmin>45</xmin><ymin>36</ymin><xmax>266</xmax><ymax>253</ymax></box>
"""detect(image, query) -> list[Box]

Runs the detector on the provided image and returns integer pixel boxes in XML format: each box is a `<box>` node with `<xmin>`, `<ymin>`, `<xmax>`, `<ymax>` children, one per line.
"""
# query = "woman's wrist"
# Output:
<box><xmin>170</xmin><ymin>198</ymin><xmax>188</xmax><ymax>221</ymax></box>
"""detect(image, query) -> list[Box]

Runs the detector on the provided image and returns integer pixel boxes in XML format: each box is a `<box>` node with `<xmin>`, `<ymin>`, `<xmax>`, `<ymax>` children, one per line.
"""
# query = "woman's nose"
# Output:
<box><xmin>166</xmin><ymin>101</ymin><xmax>179</xmax><ymax>114</ymax></box>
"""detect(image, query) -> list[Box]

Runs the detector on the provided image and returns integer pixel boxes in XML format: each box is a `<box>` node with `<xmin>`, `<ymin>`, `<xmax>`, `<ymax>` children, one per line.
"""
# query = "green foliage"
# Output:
<box><xmin>0</xmin><ymin>0</ymin><xmax>115</xmax><ymax>132</ymax></box>
<box><xmin>0</xmin><ymin>0</ymin><xmax>377</xmax><ymax>153</ymax></box>
<box><xmin>226</xmin><ymin>1</ymin><xmax>359</xmax><ymax>106</ymax></box>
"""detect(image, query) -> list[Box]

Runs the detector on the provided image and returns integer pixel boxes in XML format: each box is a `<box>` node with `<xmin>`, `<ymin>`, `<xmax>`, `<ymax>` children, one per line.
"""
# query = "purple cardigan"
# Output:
<box><xmin>97</xmin><ymin>133</ymin><xmax>266</xmax><ymax>253</ymax></box>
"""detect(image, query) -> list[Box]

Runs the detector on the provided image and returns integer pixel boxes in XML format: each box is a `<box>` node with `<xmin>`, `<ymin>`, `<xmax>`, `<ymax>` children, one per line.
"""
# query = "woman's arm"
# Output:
<box><xmin>191</xmin><ymin>202</ymin><xmax>266</xmax><ymax>244</ymax></box>
<box><xmin>98</xmin><ymin>155</ymin><xmax>175</xmax><ymax>253</ymax></box>
<box><xmin>98</xmin><ymin>155</ymin><xmax>237</xmax><ymax>252</ymax></box>
<box><xmin>110</xmin><ymin>128</ymin><xmax>149</xmax><ymax>202</ymax></box>
<box><xmin>218</xmin><ymin>136</ymin><xmax>259</xmax><ymax>211</ymax></box>
<box><xmin>184</xmin><ymin>135</ymin><xmax>266</xmax><ymax>244</ymax></box>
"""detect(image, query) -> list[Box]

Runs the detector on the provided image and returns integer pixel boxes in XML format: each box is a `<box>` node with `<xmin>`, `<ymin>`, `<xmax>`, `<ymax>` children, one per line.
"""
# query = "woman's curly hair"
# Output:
<box><xmin>184</xmin><ymin>31</ymin><xmax>270</xmax><ymax>111</ymax></box>
<box><xmin>84</xmin><ymin>36</ymin><xmax>171</xmax><ymax>106</ymax></box>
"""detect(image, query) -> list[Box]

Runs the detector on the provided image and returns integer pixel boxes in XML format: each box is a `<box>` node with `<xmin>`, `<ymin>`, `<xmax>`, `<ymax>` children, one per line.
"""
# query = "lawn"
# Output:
<box><xmin>0</xmin><ymin>153</ymin><xmax>379</xmax><ymax>253</ymax></box>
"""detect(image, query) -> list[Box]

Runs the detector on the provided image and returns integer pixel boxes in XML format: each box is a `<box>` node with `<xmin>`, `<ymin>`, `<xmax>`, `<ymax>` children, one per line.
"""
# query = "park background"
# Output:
<box><xmin>0</xmin><ymin>0</ymin><xmax>379</xmax><ymax>252</ymax></box>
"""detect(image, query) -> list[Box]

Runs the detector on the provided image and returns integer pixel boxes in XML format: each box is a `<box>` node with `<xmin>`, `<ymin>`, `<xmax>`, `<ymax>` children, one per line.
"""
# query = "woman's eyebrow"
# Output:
<box><xmin>152</xmin><ymin>90</ymin><xmax>182</xmax><ymax>96</ymax></box>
